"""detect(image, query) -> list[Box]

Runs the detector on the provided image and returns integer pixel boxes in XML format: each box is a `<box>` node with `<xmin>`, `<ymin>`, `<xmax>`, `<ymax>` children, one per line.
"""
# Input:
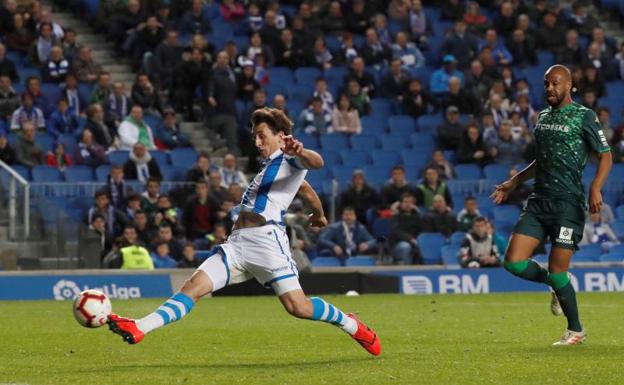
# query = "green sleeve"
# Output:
<box><xmin>582</xmin><ymin>109</ymin><xmax>611</xmax><ymax>154</ymax></box>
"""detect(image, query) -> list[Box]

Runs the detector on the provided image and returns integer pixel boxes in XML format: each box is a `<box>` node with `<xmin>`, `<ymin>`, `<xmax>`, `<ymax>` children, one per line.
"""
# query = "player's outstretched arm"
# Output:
<box><xmin>298</xmin><ymin>180</ymin><xmax>328</xmax><ymax>228</ymax></box>
<box><xmin>490</xmin><ymin>160</ymin><xmax>536</xmax><ymax>204</ymax></box>
<box><xmin>589</xmin><ymin>151</ymin><xmax>612</xmax><ymax>213</ymax></box>
<box><xmin>282</xmin><ymin>135</ymin><xmax>324</xmax><ymax>169</ymax></box>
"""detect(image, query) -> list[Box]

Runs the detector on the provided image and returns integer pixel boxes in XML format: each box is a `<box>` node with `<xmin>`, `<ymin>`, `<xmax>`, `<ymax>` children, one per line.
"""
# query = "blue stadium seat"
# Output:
<box><xmin>349</xmin><ymin>133</ymin><xmax>380</xmax><ymax>151</ymax></box>
<box><xmin>370</xmin><ymin>98</ymin><xmax>393</xmax><ymax>118</ymax></box>
<box><xmin>616</xmin><ymin>205</ymin><xmax>624</xmax><ymax>220</ymax></box>
<box><xmin>339</xmin><ymin>149</ymin><xmax>371</xmax><ymax>166</ymax></box>
<box><xmin>363</xmin><ymin>165</ymin><xmax>391</xmax><ymax>185</ymax></box>
<box><xmin>599</xmin><ymin>253</ymin><xmax>622</xmax><ymax>263</ymax></box>
<box><xmin>443</xmin><ymin>150</ymin><xmax>456</xmax><ymax>164</ymax></box>
<box><xmin>9</xmin><ymin>165</ymin><xmax>30</xmax><ymax>181</ymax></box>
<box><xmin>483</xmin><ymin>164</ymin><xmax>510</xmax><ymax>182</ymax></box>
<box><xmin>320</xmin><ymin>134</ymin><xmax>349</xmax><ymax>151</ymax></box>
<box><xmin>345</xmin><ymin>255</ymin><xmax>376</xmax><ymax>267</ymax></box>
<box><xmin>31</xmin><ymin>166</ymin><xmax>63</xmax><ymax>182</ymax></box>
<box><xmin>324</xmin><ymin>67</ymin><xmax>348</xmax><ymax>85</ymax></box>
<box><xmin>264</xmin><ymin>83</ymin><xmax>285</xmax><ymax>100</ymax></box>
<box><xmin>417</xmin><ymin>114</ymin><xmax>443</xmax><ymax>133</ymax></box>
<box><xmin>612</xmin><ymin>221</ymin><xmax>624</xmax><ymax>239</ymax></box>
<box><xmin>65</xmin><ymin>166</ymin><xmax>94</xmax><ymax>182</ymax></box>
<box><xmin>95</xmin><ymin>165</ymin><xmax>112</xmax><ymax>182</ymax></box>
<box><xmin>417</xmin><ymin>233</ymin><xmax>445</xmax><ymax>264</ymax></box>
<box><xmin>441</xmin><ymin>245</ymin><xmax>461</xmax><ymax>265</ymax></box>
<box><xmin>360</xmin><ymin>116</ymin><xmax>387</xmax><ymax>135</ymax></box>
<box><xmin>319</xmin><ymin>150</ymin><xmax>341</xmax><ymax>165</ymax></box>
<box><xmin>57</xmin><ymin>134</ymin><xmax>78</xmax><ymax>156</ymax></box>
<box><xmin>450</xmin><ymin>231</ymin><xmax>467</xmax><ymax>246</ymax></box>
<box><xmin>107</xmin><ymin>150</ymin><xmax>130</xmax><ymax>165</ymax></box>
<box><xmin>492</xmin><ymin>205</ymin><xmax>521</xmax><ymax>222</ymax></box>
<box><xmin>493</xmin><ymin>219</ymin><xmax>515</xmax><ymax>234</ymax></box>
<box><xmin>312</xmin><ymin>257</ymin><xmax>343</xmax><ymax>267</ymax></box>
<box><xmin>160</xmin><ymin>165</ymin><xmax>187</xmax><ymax>181</ymax></box>
<box><xmin>372</xmin><ymin>218</ymin><xmax>391</xmax><ymax>238</ymax></box>
<box><xmin>607</xmin><ymin>243</ymin><xmax>624</xmax><ymax>256</ymax></box>
<box><xmin>331</xmin><ymin>165</ymin><xmax>357</xmax><ymax>185</ymax></box>
<box><xmin>40</xmin><ymin>83</ymin><xmax>62</xmax><ymax>105</ymax></box>
<box><xmin>150</xmin><ymin>150</ymin><xmax>170</xmax><ymax>167</ymax></box>
<box><xmin>297</xmin><ymin>132</ymin><xmax>320</xmax><ymax>150</ymax></box>
<box><xmin>269</xmin><ymin>67</ymin><xmax>294</xmax><ymax>85</ymax></box>
<box><xmin>35</xmin><ymin>134</ymin><xmax>53</xmax><ymax>152</ymax></box>
<box><xmin>371</xmin><ymin>150</ymin><xmax>402</xmax><ymax>167</ymax></box>
<box><xmin>288</xmin><ymin>83</ymin><xmax>314</xmax><ymax>104</ymax></box>
<box><xmin>537</xmin><ymin>51</ymin><xmax>555</xmax><ymax>68</ymax></box>
<box><xmin>574</xmin><ymin>244</ymin><xmax>602</xmax><ymax>262</ymax></box>
<box><xmin>169</xmin><ymin>148</ymin><xmax>197</xmax><ymax>169</ymax></box>
<box><xmin>294</xmin><ymin>67</ymin><xmax>322</xmax><ymax>85</ymax></box>
<box><xmin>380</xmin><ymin>134</ymin><xmax>409</xmax><ymax>151</ymax></box>
<box><xmin>388</xmin><ymin>115</ymin><xmax>416</xmax><ymax>135</ymax></box>
<box><xmin>533</xmin><ymin>254</ymin><xmax>549</xmax><ymax>264</ymax></box>
<box><xmin>143</xmin><ymin>114</ymin><xmax>162</xmax><ymax>132</ymax></box>
<box><xmin>455</xmin><ymin>164</ymin><xmax>482</xmax><ymax>180</ymax></box>
<box><xmin>401</xmin><ymin>150</ymin><xmax>429</xmax><ymax>168</ymax></box>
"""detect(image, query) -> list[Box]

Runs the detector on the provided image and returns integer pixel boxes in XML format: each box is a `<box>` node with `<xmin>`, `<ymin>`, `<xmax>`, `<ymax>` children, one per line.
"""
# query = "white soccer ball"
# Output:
<box><xmin>345</xmin><ymin>290</ymin><xmax>360</xmax><ymax>296</ymax></box>
<box><xmin>73</xmin><ymin>289</ymin><xmax>112</xmax><ymax>328</ymax></box>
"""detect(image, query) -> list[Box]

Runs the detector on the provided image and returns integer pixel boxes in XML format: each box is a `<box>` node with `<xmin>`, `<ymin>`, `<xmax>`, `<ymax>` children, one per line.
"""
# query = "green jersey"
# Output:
<box><xmin>532</xmin><ymin>102</ymin><xmax>610</xmax><ymax>204</ymax></box>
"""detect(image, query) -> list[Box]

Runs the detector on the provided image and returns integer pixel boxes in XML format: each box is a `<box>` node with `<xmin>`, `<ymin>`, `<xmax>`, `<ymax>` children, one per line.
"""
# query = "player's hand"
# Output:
<box><xmin>490</xmin><ymin>178</ymin><xmax>518</xmax><ymax>204</ymax></box>
<box><xmin>309</xmin><ymin>213</ymin><xmax>328</xmax><ymax>229</ymax></box>
<box><xmin>281</xmin><ymin>135</ymin><xmax>304</xmax><ymax>156</ymax></box>
<box><xmin>588</xmin><ymin>187</ymin><xmax>603</xmax><ymax>214</ymax></box>
<box><xmin>358</xmin><ymin>243</ymin><xmax>369</xmax><ymax>253</ymax></box>
<box><xmin>333</xmin><ymin>245</ymin><xmax>343</xmax><ymax>256</ymax></box>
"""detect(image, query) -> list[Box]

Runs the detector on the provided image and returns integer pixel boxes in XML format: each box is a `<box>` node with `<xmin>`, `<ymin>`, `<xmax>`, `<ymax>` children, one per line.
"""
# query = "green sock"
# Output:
<box><xmin>548</xmin><ymin>272</ymin><xmax>582</xmax><ymax>332</ymax></box>
<box><xmin>503</xmin><ymin>259</ymin><xmax>549</xmax><ymax>284</ymax></box>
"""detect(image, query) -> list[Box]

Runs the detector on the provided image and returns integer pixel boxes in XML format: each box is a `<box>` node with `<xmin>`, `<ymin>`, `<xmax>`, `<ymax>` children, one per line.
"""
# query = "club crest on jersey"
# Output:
<box><xmin>556</xmin><ymin>226</ymin><xmax>574</xmax><ymax>245</ymax></box>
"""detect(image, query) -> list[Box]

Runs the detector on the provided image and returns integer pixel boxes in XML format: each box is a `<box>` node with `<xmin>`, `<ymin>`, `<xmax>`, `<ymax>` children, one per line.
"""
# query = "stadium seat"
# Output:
<box><xmin>360</xmin><ymin>116</ymin><xmax>387</xmax><ymax>136</ymax></box>
<box><xmin>363</xmin><ymin>165</ymin><xmax>391</xmax><ymax>185</ymax></box>
<box><xmin>417</xmin><ymin>233</ymin><xmax>445</xmax><ymax>264</ymax></box>
<box><xmin>311</xmin><ymin>257</ymin><xmax>343</xmax><ymax>267</ymax></box>
<box><xmin>169</xmin><ymin>148</ymin><xmax>197</xmax><ymax>169</ymax></box>
<box><xmin>533</xmin><ymin>254</ymin><xmax>549</xmax><ymax>264</ymax></box>
<box><xmin>8</xmin><ymin>165</ymin><xmax>30</xmax><ymax>181</ymax></box>
<box><xmin>537</xmin><ymin>51</ymin><xmax>555</xmax><ymax>68</ymax></box>
<box><xmin>371</xmin><ymin>150</ymin><xmax>402</xmax><ymax>167</ymax></box>
<box><xmin>160</xmin><ymin>165</ymin><xmax>187</xmax><ymax>181</ymax></box>
<box><xmin>64</xmin><ymin>166</ymin><xmax>94</xmax><ymax>182</ymax></box>
<box><xmin>349</xmin><ymin>134</ymin><xmax>380</xmax><ymax>151</ymax></box>
<box><xmin>607</xmin><ymin>243</ymin><xmax>624</xmax><ymax>256</ymax></box>
<box><xmin>616</xmin><ymin>205</ymin><xmax>624</xmax><ymax>220</ymax></box>
<box><xmin>107</xmin><ymin>150</ymin><xmax>130</xmax><ymax>165</ymax></box>
<box><xmin>264</xmin><ymin>83</ymin><xmax>285</xmax><ymax>100</ymax></box>
<box><xmin>372</xmin><ymin>218</ymin><xmax>391</xmax><ymax>238</ymax></box>
<box><xmin>339</xmin><ymin>149</ymin><xmax>371</xmax><ymax>167</ymax></box>
<box><xmin>417</xmin><ymin>114</ymin><xmax>443</xmax><ymax>133</ymax></box>
<box><xmin>319</xmin><ymin>134</ymin><xmax>349</xmax><ymax>151</ymax></box>
<box><xmin>288</xmin><ymin>84</ymin><xmax>314</xmax><ymax>104</ymax></box>
<box><xmin>492</xmin><ymin>205</ymin><xmax>521</xmax><ymax>222</ymax></box>
<box><xmin>331</xmin><ymin>165</ymin><xmax>357</xmax><ymax>185</ymax></box>
<box><xmin>612</xmin><ymin>221</ymin><xmax>624</xmax><ymax>239</ymax></box>
<box><xmin>143</xmin><ymin>114</ymin><xmax>162</xmax><ymax>132</ymax></box>
<box><xmin>323</xmin><ymin>67</ymin><xmax>348</xmax><ymax>85</ymax></box>
<box><xmin>493</xmin><ymin>219</ymin><xmax>515</xmax><ymax>234</ymax></box>
<box><xmin>455</xmin><ymin>164</ymin><xmax>482</xmax><ymax>180</ymax></box>
<box><xmin>35</xmin><ymin>134</ymin><xmax>53</xmax><ymax>152</ymax></box>
<box><xmin>401</xmin><ymin>150</ymin><xmax>429</xmax><ymax>168</ymax></box>
<box><xmin>95</xmin><ymin>165</ymin><xmax>112</xmax><ymax>182</ymax></box>
<box><xmin>40</xmin><ymin>83</ymin><xmax>61</xmax><ymax>105</ymax></box>
<box><xmin>388</xmin><ymin>115</ymin><xmax>416</xmax><ymax>135</ymax></box>
<box><xmin>294</xmin><ymin>67</ymin><xmax>322</xmax><ymax>85</ymax></box>
<box><xmin>599</xmin><ymin>253</ymin><xmax>623</xmax><ymax>263</ymax></box>
<box><xmin>483</xmin><ymin>164</ymin><xmax>510</xmax><ymax>182</ymax></box>
<box><xmin>345</xmin><ymin>256</ymin><xmax>376</xmax><ymax>267</ymax></box>
<box><xmin>319</xmin><ymin>150</ymin><xmax>341</xmax><ymax>166</ymax></box>
<box><xmin>450</xmin><ymin>231</ymin><xmax>467</xmax><ymax>246</ymax></box>
<box><xmin>268</xmin><ymin>67</ymin><xmax>294</xmax><ymax>85</ymax></box>
<box><xmin>441</xmin><ymin>245</ymin><xmax>461</xmax><ymax>265</ymax></box>
<box><xmin>574</xmin><ymin>244</ymin><xmax>602</xmax><ymax>262</ymax></box>
<box><xmin>380</xmin><ymin>134</ymin><xmax>409</xmax><ymax>151</ymax></box>
<box><xmin>150</xmin><ymin>150</ymin><xmax>170</xmax><ymax>167</ymax></box>
<box><xmin>297</xmin><ymin>132</ymin><xmax>320</xmax><ymax>150</ymax></box>
<box><xmin>31</xmin><ymin>166</ymin><xmax>63</xmax><ymax>182</ymax></box>
<box><xmin>370</xmin><ymin>98</ymin><xmax>393</xmax><ymax>118</ymax></box>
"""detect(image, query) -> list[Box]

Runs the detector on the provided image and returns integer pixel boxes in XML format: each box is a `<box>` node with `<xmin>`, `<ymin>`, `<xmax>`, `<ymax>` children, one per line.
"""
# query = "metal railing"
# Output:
<box><xmin>0</xmin><ymin>160</ymin><xmax>29</xmax><ymax>240</ymax></box>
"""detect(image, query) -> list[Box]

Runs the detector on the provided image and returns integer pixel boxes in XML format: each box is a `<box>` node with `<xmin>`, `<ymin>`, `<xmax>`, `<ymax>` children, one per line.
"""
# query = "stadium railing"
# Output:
<box><xmin>0</xmin><ymin>160</ymin><xmax>30</xmax><ymax>240</ymax></box>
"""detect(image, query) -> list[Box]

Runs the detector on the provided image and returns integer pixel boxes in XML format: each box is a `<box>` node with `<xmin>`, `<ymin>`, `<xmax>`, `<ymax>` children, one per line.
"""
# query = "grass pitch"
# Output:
<box><xmin>1</xmin><ymin>292</ymin><xmax>623</xmax><ymax>385</ymax></box>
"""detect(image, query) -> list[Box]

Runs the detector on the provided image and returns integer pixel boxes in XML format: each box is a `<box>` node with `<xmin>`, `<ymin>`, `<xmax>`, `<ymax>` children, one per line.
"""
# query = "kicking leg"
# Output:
<box><xmin>549</xmin><ymin>247</ymin><xmax>585</xmax><ymax>345</ymax></box>
<box><xmin>503</xmin><ymin>233</ymin><xmax>549</xmax><ymax>284</ymax></box>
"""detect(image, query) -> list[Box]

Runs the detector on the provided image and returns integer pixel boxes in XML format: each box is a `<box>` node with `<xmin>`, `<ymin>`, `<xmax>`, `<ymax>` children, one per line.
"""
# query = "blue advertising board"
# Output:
<box><xmin>0</xmin><ymin>274</ymin><xmax>173</xmax><ymax>300</ymax></box>
<box><xmin>378</xmin><ymin>267</ymin><xmax>624</xmax><ymax>295</ymax></box>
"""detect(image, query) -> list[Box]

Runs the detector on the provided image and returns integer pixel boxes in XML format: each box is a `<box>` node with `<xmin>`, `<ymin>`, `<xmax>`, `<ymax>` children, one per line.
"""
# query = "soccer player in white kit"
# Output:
<box><xmin>108</xmin><ymin>108</ymin><xmax>381</xmax><ymax>356</ymax></box>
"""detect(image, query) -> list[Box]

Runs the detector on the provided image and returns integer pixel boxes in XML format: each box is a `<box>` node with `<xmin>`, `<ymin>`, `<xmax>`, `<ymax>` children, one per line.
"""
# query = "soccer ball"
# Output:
<box><xmin>73</xmin><ymin>290</ymin><xmax>112</xmax><ymax>328</ymax></box>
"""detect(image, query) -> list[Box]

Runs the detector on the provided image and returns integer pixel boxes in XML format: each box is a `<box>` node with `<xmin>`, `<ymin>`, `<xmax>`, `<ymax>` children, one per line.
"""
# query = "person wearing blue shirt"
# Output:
<box><xmin>478</xmin><ymin>28</ymin><xmax>513</xmax><ymax>66</ymax></box>
<box><xmin>430</xmin><ymin>54</ymin><xmax>464</xmax><ymax>96</ymax></box>
<box><xmin>391</xmin><ymin>32</ymin><xmax>425</xmax><ymax>75</ymax></box>
<box><xmin>47</xmin><ymin>98</ymin><xmax>79</xmax><ymax>139</ymax></box>
<box><xmin>318</xmin><ymin>206</ymin><xmax>377</xmax><ymax>261</ymax></box>
<box><xmin>151</xmin><ymin>241</ymin><xmax>178</xmax><ymax>269</ymax></box>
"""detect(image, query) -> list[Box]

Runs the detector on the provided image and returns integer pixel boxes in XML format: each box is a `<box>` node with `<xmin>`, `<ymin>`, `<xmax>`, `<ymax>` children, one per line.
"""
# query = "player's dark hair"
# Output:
<box><xmin>251</xmin><ymin>107</ymin><xmax>293</xmax><ymax>135</ymax></box>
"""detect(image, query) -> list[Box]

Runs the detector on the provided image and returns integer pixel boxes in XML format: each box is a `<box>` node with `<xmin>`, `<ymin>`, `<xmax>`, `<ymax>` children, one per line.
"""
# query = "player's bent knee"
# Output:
<box><xmin>503</xmin><ymin>259</ymin><xmax>528</xmax><ymax>275</ymax></box>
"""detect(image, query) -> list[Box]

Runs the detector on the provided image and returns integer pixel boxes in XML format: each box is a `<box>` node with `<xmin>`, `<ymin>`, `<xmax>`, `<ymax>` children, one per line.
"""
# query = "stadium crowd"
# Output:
<box><xmin>1</xmin><ymin>0</ymin><xmax>624</xmax><ymax>268</ymax></box>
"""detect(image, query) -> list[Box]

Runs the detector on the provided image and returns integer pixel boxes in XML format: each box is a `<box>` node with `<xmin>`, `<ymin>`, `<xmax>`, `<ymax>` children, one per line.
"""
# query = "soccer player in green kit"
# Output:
<box><xmin>491</xmin><ymin>64</ymin><xmax>612</xmax><ymax>345</ymax></box>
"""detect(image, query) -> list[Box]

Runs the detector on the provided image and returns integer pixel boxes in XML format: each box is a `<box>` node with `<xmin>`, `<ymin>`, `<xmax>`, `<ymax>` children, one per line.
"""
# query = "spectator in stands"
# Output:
<box><xmin>41</xmin><ymin>46</ymin><xmax>68</xmax><ymax>83</ymax></box>
<box><xmin>83</xmin><ymin>214</ymin><xmax>113</xmax><ymax>264</ymax></box>
<box><xmin>430</xmin><ymin>55</ymin><xmax>463</xmax><ymax>97</ymax></box>
<box><xmin>408</xmin><ymin>0</ymin><xmax>427</xmax><ymax>45</ymax></box>
<box><xmin>580</xmin><ymin>211</ymin><xmax>620</xmax><ymax>252</ymax></box>
<box><xmin>35</xmin><ymin>22</ymin><xmax>57</xmax><ymax>64</ymax></box>
<box><xmin>346</xmin><ymin>79</ymin><xmax>371</xmax><ymax>116</ymax></box>
<box><xmin>225</xmin><ymin>180</ymin><xmax>242</xmax><ymax>204</ymax></box>
<box><xmin>47</xmin><ymin>98</ymin><xmax>78</xmax><ymax>139</ymax></box>
<box><xmin>26</xmin><ymin>76</ymin><xmax>51</xmax><ymax>117</ymax></box>
<box><xmin>220</xmin><ymin>0</ymin><xmax>245</xmax><ymax>21</ymax></box>
<box><xmin>152</xmin><ymin>195</ymin><xmax>184</xmax><ymax>237</ymax></box>
<box><xmin>0</xmin><ymin>132</ymin><xmax>15</xmax><ymax>164</ymax></box>
<box><xmin>259</xmin><ymin>9</ymin><xmax>282</xmax><ymax>54</ymax></box>
<box><xmin>402</xmin><ymin>79</ymin><xmax>432</xmax><ymax>118</ymax></box>
<box><xmin>4</xmin><ymin>13</ymin><xmax>34</xmax><ymax>54</ymax></box>
<box><xmin>511</xmin><ymin>94</ymin><xmax>535</xmax><ymax>130</ymax></box>
<box><xmin>272</xmin><ymin>94</ymin><xmax>288</xmax><ymax>115</ymax></box>
<box><xmin>487</xmin><ymin>119</ymin><xmax>527</xmax><ymax>165</ymax></box>
<box><xmin>123</xmin><ymin>142</ymin><xmax>162</xmax><ymax>182</ymax></box>
<box><xmin>615</xmin><ymin>42</ymin><xmax>624</xmax><ymax>80</ymax></box>
<box><xmin>426</xmin><ymin>150</ymin><xmax>455</xmax><ymax>181</ymax></box>
<box><xmin>308</xmin><ymin>36</ymin><xmax>333</xmax><ymax>70</ymax></box>
<box><xmin>568</xmin><ymin>2</ymin><xmax>599</xmax><ymax>37</ymax></box>
<box><xmin>179</xmin><ymin>0</ymin><xmax>213</xmax><ymax>35</ymax></box>
<box><xmin>389</xmin><ymin>192</ymin><xmax>422</xmax><ymax>265</ymax></box>
<box><xmin>505</xmin><ymin>166</ymin><xmax>532</xmax><ymax>207</ymax></box>
<box><xmin>243</xmin><ymin>89</ymin><xmax>268</xmax><ymax>132</ymax></box>
<box><xmin>422</xmin><ymin>194</ymin><xmax>458</xmax><ymax>236</ymax></box>
<box><xmin>152</xmin><ymin>30</ymin><xmax>183</xmax><ymax>94</ymax></box>
<box><xmin>150</xmin><ymin>241</ymin><xmax>177</xmax><ymax>269</ymax></box>
<box><xmin>457</xmin><ymin>196</ymin><xmax>481</xmax><ymax>232</ymax></box>
<box><xmin>132</xmin><ymin>210</ymin><xmax>152</xmax><ymax>246</ymax></box>
<box><xmin>106</xmin><ymin>81</ymin><xmax>131</xmax><ymax>128</ymax></box>
<box><xmin>87</xmin><ymin>189</ymin><xmax>128</xmax><ymax>237</ymax></box>
<box><xmin>14</xmin><ymin>121</ymin><xmax>43</xmax><ymax>167</ymax></box>
<box><xmin>380</xmin><ymin>58</ymin><xmax>410</xmax><ymax>101</ymax></box>
<box><xmin>242</xmin><ymin>32</ymin><xmax>275</xmax><ymax>67</ymax></box>
<box><xmin>177</xmin><ymin>243</ymin><xmax>200</xmax><ymax>268</ymax></box>
<box><xmin>131</xmin><ymin>15</ymin><xmax>164</xmax><ymax>70</ymax></box>
<box><xmin>10</xmin><ymin>93</ymin><xmax>45</xmax><ymax>131</ymax></box>
<box><xmin>131</xmin><ymin>73</ymin><xmax>161</xmax><ymax>116</ymax></box>
<box><xmin>60</xmin><ymin>28</ymin><xmax>81</xmax><ymax>64</ymax></box>
<box><xmin>458</xmin><ymin>217</ymin><xmax>501</xmax><ymax>268</ymax></box>
<box><xmin>441</xmin><ymin>0</ymin><xmax>465</xmax><ymax>21</ymax></box>
<box><xmin>300</xmin><ymin>96</ymin><xmax>332</xmax><ymax>136</ymax></box>
<box><xmin>105</xmin><ymin>164</ymin><xmax>129</xmax><ymax>210</ymax></box>
<box><xmin>321</xmin><ymin>1</ymin><xmax>345</xmax><ymax>35</ymax></box>
<box><xmin>174</xmin><ymin>48</ymin><xmax>211</xmax><ymax>122</ymax></box>
<box><xmin>381</xmin><ymin>166</ymin><xmax>415</xmax><ymax>207</ymax></box>
<box><xmin>118</xmin><ymin>105</ymin><xmax>156</xmax><ymax>150</ymax></box>
<box><xmin>124</xmin><ymin>192</ymin><xmax>142</xmax><ymax>221</ymax></box>
<box><xmin>72</xmin><ymin>47</ymin><xmax>102</xmax><ymax>84</ymax></box>
<box><xmin>597</xmin><ymin>107</ymin><xmax>615</xmax><ymax>144</ymax></box>
<box><xmin>415</xmin><ymin>167</ymin><xmax>453</xmax><ymax>210</ymax></box>
<box><xmin>275</xmin><ymin>28</ymin><xmax>305</xmax><ymax>68</ymax></box>
<box><xmin>313</xmin><ymin>78</ymin><xmax>334</xmax><ymax>112</ymax></box>
<box><xmin>463</xmin><ymin>1</ymin><xmax>488</xmax><ymax>35</ymax></box>
<box><xmin>437</xmin><ymin>105</ymin><xmax>464</xmax><ymax>150</ymax></box>
<box><xmin>61</xmin><ymin>74</ymin><xmax>86</xmax><ymax>117</ymax></box>
<box><xmin>557</xmin><ymin>29</ymin><xmax>583</xmax><ymax>68</ymax></box>
<box><xmin>37</xmin><ymin>10</ymin><xmax>64</xmax><ymax>40</ymax></box>
<box><xmin>335</xmin><ymin>32</ymin><xmax>360</xmax><ymax>66</ymax></box>
<box><xmin>0</xmin><ymin>75</ymin><xmax>19</xmax><ymax>122</ymax></box>
<box><xmin>85</xmin><ymin>104</ymin><xmax>115</xmax><ymax>149</ymax></box>
<box><xmin>183</xmin><ymin>180</ymin><xmax>220</xmax><ymax>240</ymax></box>
<box><xmin>318</xmin><ymin>206</ymin><xmax>377</xmax><ymax>261</ymax></box>
<box><xmin>76</xmin><ymin>129</ymin><xmax>106</xmax><ymax>167</ymax></box>
<box><xmin>361</xmin><ymin>28</ymin><xmax>391</xmax><ymax>68</ymax></box>
<box><xmin>186</xmin><ymin>152</ymin><xmax>216</xmax><ymax>183</ymax></box>
<box><xmin>158</xmin><ymin>108</ymin><xmax>190</xmax><ymax>149</ymax></box>
<box><xmin>0</xmin><ymin>43</ymin><xmax>18</xmax><ymax>83</ymax></box>
<box><xmin>345</xmin><ymin>0</ymin><xmax>370</xmax><ymax>34</ymax></box>
<box><xmin>141</xmin><ymin>177</ymin><xmax>160</xmax><ymax>215</ymax></box>
<box><xmin>485</xmin><ymin>93</ymin><xmax>508</xmax><ymax>129</ymax></box>
<box><xmin>507</xmin><ymin>29</ymin><xmax>537</xmax><ymax>68</ymax></box>
<box><xmin>207</xmin><ymin>51</ymin><xmax>239</xmax><ymax>155</ymax></box>
<box><xmin>45</xmin><ymin>141</ymin><xmax>72</xmax><ymax>171</ymax></box>
<box><xmin>582</xmin><ymin>41</ymin><xmax>615</xmax><ymax>79</ymax></box>
<box><xmin>339</xmin><ymin>169</ymin><xmax>380</xmax><ymax>226</ymax></box>
<box><xmin>493</xmin><ymin>1</ymin><xmax>517</xmax><ymax>39</ymax></box>
<box><xmin>443</xmin><ymin>76</ymin><xmax>480</xmax><ymax>116</ymax></box>
<box><xmin>464</xmin><ymin>59</ymin><xmax>492</xmax><ymax>105</ymax></box>
<box><xmin>440</xmin><ymin>20</ymin><xmax>478</xmax><ymax>71</ymax></box>
<box><xmin>581</xmin><ymin>90</ymin><xmax>598</xmax><ymax>110</ymax></box>
<box><xmin>219</xmin><ymin>153</ymin><xmax>247</xmax><ymax>188</ymax></box>
<box><xmin>457</xmin><ymin>124</ymin><xmax>492</xmax><ymax>166</ymax></box>
<box><xmin>536</xmin><ymin>11</ymin><xmax>566</xmax><ymax>51</ymax></box>
<box><xmin>331</xmin><ymin>94</ymin><xmax>362</xmax><ymax>135</ymax></box>
<box><xmin>107</xmin><ymin>0</ymin><xmax>144</xmax><ymax>49</ymax></box>
<box><xmin>578</xmin><ymin>66</ymin><xmax>606</xmax><ymax>98</ymax></box>
<box><xmin>391</xmin><ymin>32</ymin><xmax>425</xmax><ymax>74</ymax></box>
<box><xmin>590</xmin><ymin>26</ymin><xmax>617</xmax><ymax>59</ymax></box>
<box><xmin>479</xmin><ymin>28</ymin><xmax>512</xmax><ymax>67</ymax></box>
<box><xmin>90</xmin><ymin>72</ymin><xmax>112</xmax><ymax>105</ymax></box>
<box><xmin>236</xmin><ymin>61</ymin><xmax>260</xmax><ymax>102</ymax></box>
<box><xmin>154</xmin><ymin>222</ymin><xmax>184</xmax><ymax>261</ymax></box>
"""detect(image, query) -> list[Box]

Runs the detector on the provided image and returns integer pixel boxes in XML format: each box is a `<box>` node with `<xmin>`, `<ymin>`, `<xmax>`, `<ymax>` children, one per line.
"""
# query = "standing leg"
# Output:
<box><xmin>548</xmin><ymin>247</ymin><xmax>582</xmax><ymax>332</ymax></box>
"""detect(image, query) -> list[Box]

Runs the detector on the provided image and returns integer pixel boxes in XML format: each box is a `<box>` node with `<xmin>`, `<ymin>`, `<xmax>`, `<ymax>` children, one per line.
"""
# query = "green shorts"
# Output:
<box><xmin>513</xmin><ymin>197</ymin><xmax>585</xmax><ymax>250</ymax></box>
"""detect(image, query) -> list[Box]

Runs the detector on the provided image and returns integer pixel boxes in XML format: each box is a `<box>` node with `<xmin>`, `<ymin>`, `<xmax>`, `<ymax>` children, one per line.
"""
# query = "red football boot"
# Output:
<box><xmin>347</xmin><ymin>313</ymin><xmax>381</xmax><ymax>356</ymax></box>
<box><xmin>107</xmin><ymin>313</ymin><xmax>145</xmax><ymax>344</ymax></box>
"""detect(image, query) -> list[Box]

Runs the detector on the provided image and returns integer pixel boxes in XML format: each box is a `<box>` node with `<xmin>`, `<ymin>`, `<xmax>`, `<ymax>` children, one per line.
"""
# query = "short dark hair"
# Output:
<box><xmin>94</xmin><ymin>189</ymin><xmax>109</xmax><ymax>199</ymax></box>
<box><xmin>342</xmin><ymin>206</ymin><xmax>356</xmax><ymax>213</ymax></box>
<box><xmin>250</xmin><ymin>107</ymin><xmax>293</xmax><ymax>135</ymax></box>
<box><xmin>391</xmin><ymin>165</ymin><xmax>405</xmax><ymax>173</ymax></box>
<box><xmin>146</xmin><ymin>177</ymin><xmax>161</xmax><ymax>185</ymax></box>
<box><xmin>197</xmin><ymin>151</ymin><xmax>210</xmax><ymax>161</ymax></box>
<box><xmin>474</xmin><ymin>216</ymin><xmax>488</xmax><ymax>224</ymax></box>
<box><xmin>111</xmin><ymin>164</ymin><xmax>123</xmax><ymax>171</ymax></box>
<box><xmin>128</xmin><ymin>192</ymin><xmax>141</xmax><ymax>202</ymax></box>
<box><xmin>464</xmin><ymin>196</ymin><xmax>476</xmax><ymax>202</ymax></box>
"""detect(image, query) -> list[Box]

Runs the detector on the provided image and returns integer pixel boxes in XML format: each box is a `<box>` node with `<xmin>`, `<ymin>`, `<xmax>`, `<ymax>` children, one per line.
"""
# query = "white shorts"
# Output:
<box><xmin>197</xmin><ymin>224</ymin><xmax>301</xmax><ymax>296</ymax></box>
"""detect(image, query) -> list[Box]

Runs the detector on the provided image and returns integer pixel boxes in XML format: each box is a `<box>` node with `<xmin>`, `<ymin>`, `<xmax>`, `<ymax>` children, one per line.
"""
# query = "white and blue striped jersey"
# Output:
<box><xmin>238</xmin><ymin>149</ymin><xmax>308</xmax><ymax>225</ymax></box>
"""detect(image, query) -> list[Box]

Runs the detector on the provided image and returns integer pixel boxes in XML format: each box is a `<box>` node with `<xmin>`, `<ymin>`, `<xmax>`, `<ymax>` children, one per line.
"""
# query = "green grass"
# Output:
<box><xmin>1</xmin><ymin>293</ymin><xmax>623</xmax><ymax>385</ymax></box>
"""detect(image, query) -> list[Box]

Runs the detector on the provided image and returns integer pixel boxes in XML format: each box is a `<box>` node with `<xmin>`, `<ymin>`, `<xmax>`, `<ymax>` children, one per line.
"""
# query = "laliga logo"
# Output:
<box><xmin>53</xmin><ymin>279</ymin><xmax>82</xmax><ymax>300</ymax></box>
<box><xmin>52</xmin><ymin>279</ymin><xmax>142</xmax><ymax>300</ymax></box>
